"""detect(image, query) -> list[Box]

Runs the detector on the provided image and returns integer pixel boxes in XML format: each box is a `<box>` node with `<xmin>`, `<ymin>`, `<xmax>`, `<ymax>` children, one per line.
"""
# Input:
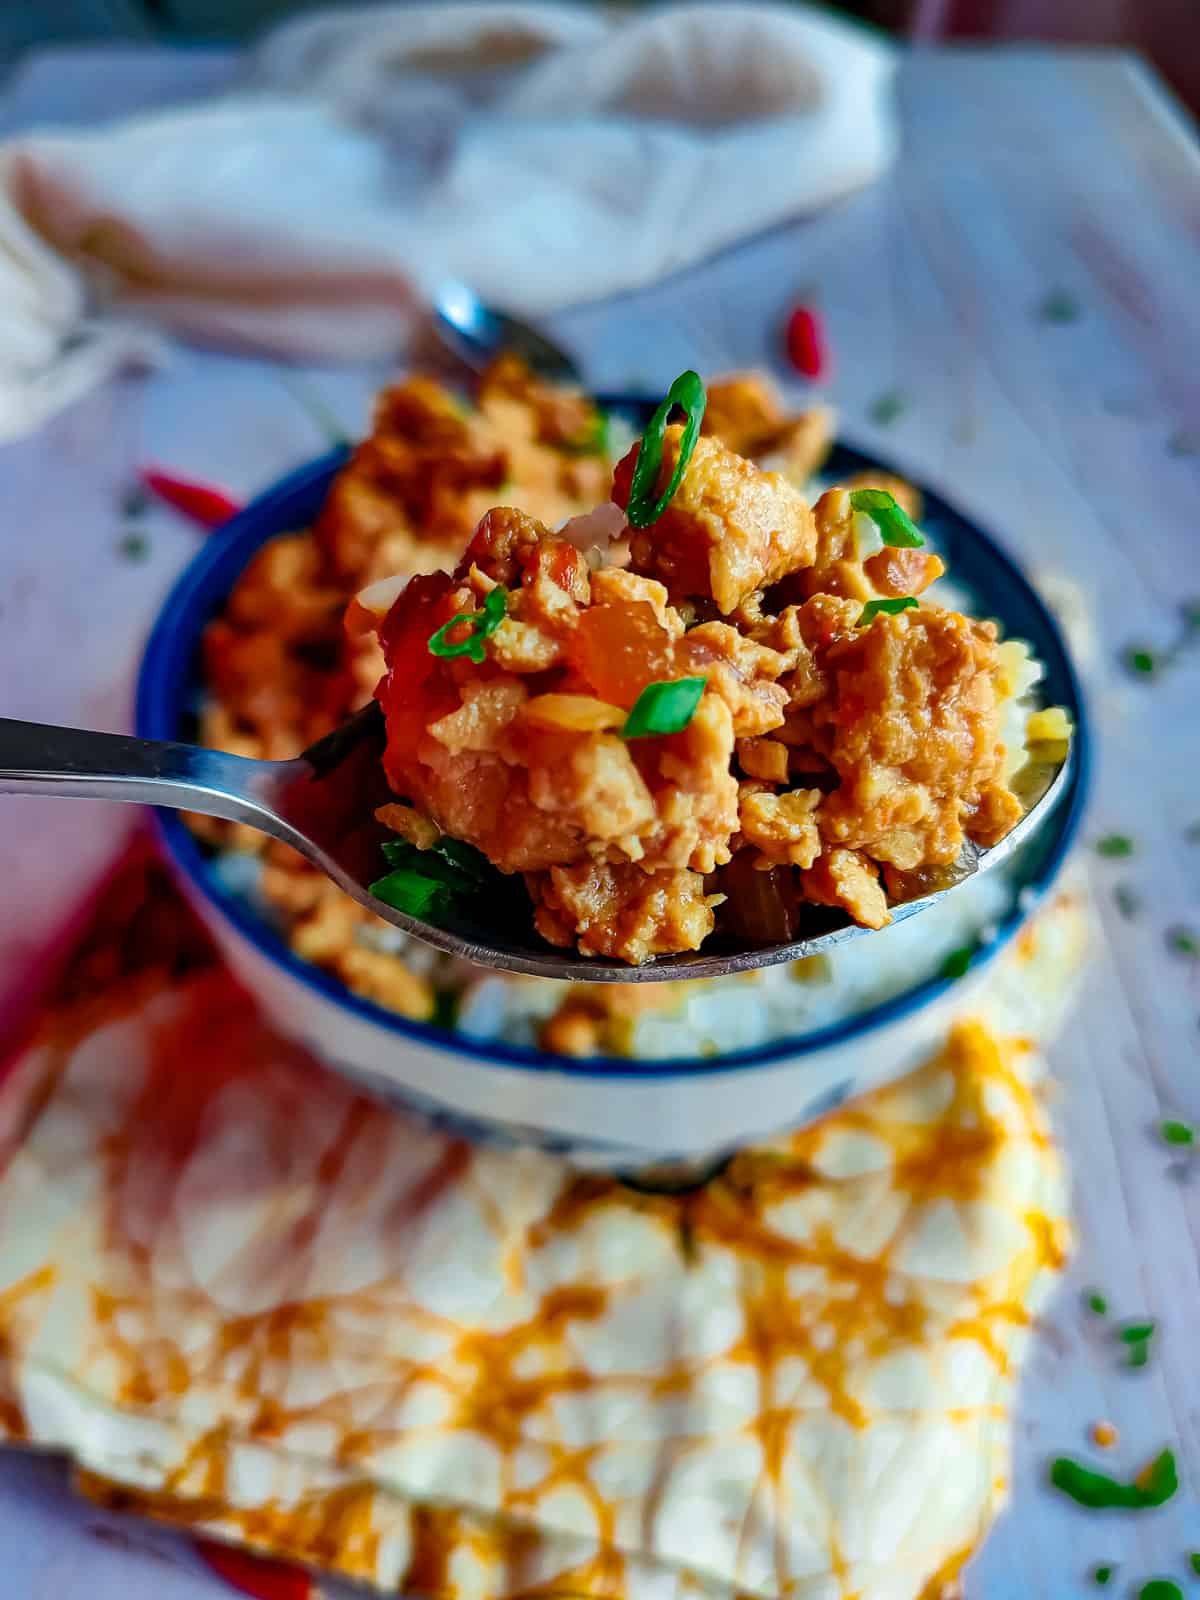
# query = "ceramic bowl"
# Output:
<box><xmin>137</xmin><ymin>430</ymin><xmax>1089</xmax><ymax>1172</ymax></box>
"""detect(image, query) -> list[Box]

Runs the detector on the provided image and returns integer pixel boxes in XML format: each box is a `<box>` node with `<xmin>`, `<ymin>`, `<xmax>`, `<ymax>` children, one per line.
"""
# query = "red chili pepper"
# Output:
<box><xmin>196</xmin><ymin>1540</ymin><xmax>312</xmax><ymax>1600</ymax></box>
<box><xmin>140</xmin><ymin>469</ymin><xmax>242</xmax><ymax>529</ymax></box>
<box><xmin>784</xmin><ymin>304</ymin><xmax>829</xmax><ymax>381</ymax></box>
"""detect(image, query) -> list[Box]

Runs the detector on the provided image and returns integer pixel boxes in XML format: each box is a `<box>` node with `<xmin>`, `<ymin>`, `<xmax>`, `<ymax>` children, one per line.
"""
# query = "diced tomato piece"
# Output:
<box><xmin>567</xmin><ymin>601</ymin><xmax>677</xmax><ymax>706</ymax></box>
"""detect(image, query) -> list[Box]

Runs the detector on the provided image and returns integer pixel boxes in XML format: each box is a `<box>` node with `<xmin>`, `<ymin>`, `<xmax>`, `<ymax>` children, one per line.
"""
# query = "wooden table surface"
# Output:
<box><xmin>0</xmin><ymin>40</ymin><xmax>1198</xmax><ymax>1600</ymax></box>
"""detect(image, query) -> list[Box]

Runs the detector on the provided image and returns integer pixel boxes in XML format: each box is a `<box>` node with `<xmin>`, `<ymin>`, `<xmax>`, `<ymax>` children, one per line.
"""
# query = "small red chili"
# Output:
<box><xmin>784</xmin><ymin>304</ymin><xmax>829</xmax><ymax>382</ymax></box>
<box><xmin>140</xmin><ymin>469</ymin><xmax>242</xmax><ymax>529</ymax></box>
<box><xmin>196</xmin><ymin>1540</ymin><xmax>312</xmax><ymax>1600</ymax></box>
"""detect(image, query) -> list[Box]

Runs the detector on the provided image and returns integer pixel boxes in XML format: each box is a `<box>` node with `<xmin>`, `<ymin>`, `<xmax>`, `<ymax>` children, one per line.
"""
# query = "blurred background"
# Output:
<box><xmin>5</xmin><ymin>0</ymin><xmax>1198</xmax><ymax>114</ymax></box>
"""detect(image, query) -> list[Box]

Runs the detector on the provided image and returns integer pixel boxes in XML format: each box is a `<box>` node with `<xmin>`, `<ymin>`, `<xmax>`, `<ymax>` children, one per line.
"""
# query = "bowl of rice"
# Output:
<box><xmin>137</xmin><ymin>366</ymin><xmax>1089</xmax><ymax>1171</ymax></box>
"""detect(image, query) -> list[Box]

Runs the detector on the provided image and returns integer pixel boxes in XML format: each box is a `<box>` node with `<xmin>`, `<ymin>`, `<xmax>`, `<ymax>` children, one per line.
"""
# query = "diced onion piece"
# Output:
<box><xmin>348</xmin><ymin>573</ymin><xmax>411</xmax><ymax>634</ymax></box>
<box><xmin>521</xmin><ymin>694</ymin><xmax>626</xmax><ymax>733</ymax></box>
<box><xmin>557</xmin><ymin>501</ymin><xmax>628</xmax><ymax>553</ymax></box>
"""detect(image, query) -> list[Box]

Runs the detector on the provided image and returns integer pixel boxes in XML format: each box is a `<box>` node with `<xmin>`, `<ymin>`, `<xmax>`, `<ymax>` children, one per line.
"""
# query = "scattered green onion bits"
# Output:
<box><xmin>1190</xmin><ymin>1554</ymin><xmax>1200</xmax><ymax>1577</ymax></box>
<box><xmin>1137</xmin><ymin>1583</ymin><xmax>1182</xmax><ymax>1600</ymax></box>
<box><xmin>1086</xmin><ymin>1291</ymin><xmax>1108</xmax><ymax>1316</ymax></box>
<box><xmin>859</xmin><ymin>596</ymin><xmax>918</xmax><ymax>627</ymax></box>
<box><xmin>427</xmin><ymin>585</ymin><xmax>508</xmax><ymax>664</ymax></box>
<box><xmin>625</xmin><ymin>371</ymin><xmax>707</xmax><ymax>529</ymax></box>
<box><xmin>1167</xmin><ymin>926</ymin><xmax>1199</xmax><ymax>958</ymax></box>
<box><xmin>868</xmin><ymin>389</ymin><xmax>908</xmax><ymax>426</ymax></box>
<box><xmin>848</xmin><ymin>487</ymin><xmax>925</xmax><ymax>549</ymax></box>
<box><xmin>1119</xmin><ymin>1321</ymin><xmax>1157</xmax><ymax>1368</ymax></box>
<box><xmin>941</xmin><ymin>945</ymin><xmax>975</xmax><ymax>980</ymax></box>
<box><xmin>621</xmin><ymin>678</ymin><xmax>707</xmax><ymax>740</ymax></box>
<box><xmin>1049</xmin><ymin>1449</ymin><xmax>1177</xmax><ymax>1510</ymax></box>
<box><xmin>1095</xmin><ymin>834</ymin><xmax>1134</xmax><ymax>858</ymax></box>
<box><xmin>1160</xmin><ymin>1120</ymin><xmax>1195</xmax><ymax>1147</ymax></box>
<box><xmin>1092</xmin><ymin>1567</ymin><xmax>1114</xmax><ymax>1587</ymax></box>
<box><xmin>369</xmin><ymin>836</ymin><xmax>491</xmax><ymax>921</ymax></box>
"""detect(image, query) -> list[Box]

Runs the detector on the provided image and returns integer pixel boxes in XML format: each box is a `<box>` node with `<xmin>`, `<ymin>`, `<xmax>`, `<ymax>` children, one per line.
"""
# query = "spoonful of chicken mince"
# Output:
<box><xmin>358</xmin><ymin>372</ymin><xmax>1072</xmax><ymax>971</ymax></box>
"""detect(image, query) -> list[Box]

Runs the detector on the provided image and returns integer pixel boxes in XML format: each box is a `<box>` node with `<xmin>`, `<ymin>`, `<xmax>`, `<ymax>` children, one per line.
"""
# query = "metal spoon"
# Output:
<box><xmin>432</xmin><ymin>280</ymin><xmax>582</xmax><ymax>382</ymax></box>
<box><xmin>0</xmin><ymin>709</ymin><xmax>1071</xmax><ymax>984</ymax></box>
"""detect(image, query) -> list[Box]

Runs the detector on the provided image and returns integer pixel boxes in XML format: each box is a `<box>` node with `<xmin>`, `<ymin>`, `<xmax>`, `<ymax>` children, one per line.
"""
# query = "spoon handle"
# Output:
<box><xmin>0</xmin><ymin>716</ymin><xmax>282</xmax><ymax>831</ymax></box>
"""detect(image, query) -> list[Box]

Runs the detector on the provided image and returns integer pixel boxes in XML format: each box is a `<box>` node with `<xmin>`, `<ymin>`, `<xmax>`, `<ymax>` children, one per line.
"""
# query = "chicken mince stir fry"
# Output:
<box><xmin>363</xmin><ymin>372</ymin><xmax>1054</xmax><ymax>966</ymax></box>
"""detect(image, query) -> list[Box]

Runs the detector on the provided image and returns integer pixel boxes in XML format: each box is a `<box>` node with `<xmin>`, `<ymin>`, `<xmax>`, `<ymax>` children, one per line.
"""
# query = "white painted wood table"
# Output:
<box><xmin>0</xmin><ymin>40</ymin><xmax>1198</xmax><ymax>1600</ymax></box>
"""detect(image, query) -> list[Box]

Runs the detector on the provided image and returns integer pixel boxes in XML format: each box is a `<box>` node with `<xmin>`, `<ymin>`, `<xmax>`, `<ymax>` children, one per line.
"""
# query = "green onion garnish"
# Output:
<box><xmin>941</xmin><ymin>945</ymin><xmax>975</xmax><ymax>980</ymax></box>
<box><xmin>1167</xmin><ymin>926</ymin><xmax>1199</xmax><ymax>958</ymax></box>
<box><xmin>1137</xmin><ymin>1583</ymin><xmax>1182</xmax><ymax>1600</ymax></box>
<box><xmin>1161</xmin><ymin>1120</ymin><xmax>1195</xmax><ymax>1147</ymax></box>
<box><xmin>369</xmin><ymin>866</ymin><xmax>450</xmax><ymax>920</ymax></box>
<box><xmin>1049</xmin><ymin>1449</ymin><xmax>1177</xmax><ymax>1510</ymax></box>
<box><xmin>859</xmin><ymin>596</ymin><xmax>919</xmax><ymax>627</ymax></box>
<box><xmin>1125</xmin><ymin>647</ymin><xmax>1158</xmax><ymax>677</ymax></box>
<box><xmin>625</xmin><ymin>370</ymin><xmax>707</xmax><ymax>529</ymax></box>
<box><xmin>117</xmin><ymin>532</ymin><xmax>150</xmax><ymax>562</ymax></box>
<box><xmin>1189</xmin><ymin>1554</ymin><xmax>1200</xmax><ymax>1576</ymax></box>
<box><xmin>1113</xmin><ymin>884</ymin><xmax>1140</xmax><ymax>920</ymax></box>
<box><xmin>1095</xmin><ymin>834</ymin><xmax>1134</xmax><ymax>858</ymax></box>
<box><xmin>621</xmin><ymin>677</ymin><xmax>706</xmax><ymax>740</ymax></box>
<box><xmin>849</xmin><ymin>487</ymin><xmax>925</xmax><ymax>548</ymax></box>
<box><xmin>370</xmin><ymin>836</ymin><xmax>493</xmax><ymax>920</ymax></box>
<box><xmin>427</xmin><ymin>585</ymin><xmax>508</xmax><ymax>664</ymax></box>
<box><xmin>1086</xmin><ymin>1291</ymin><xmax>1108</xmax><ymax>1315</ymax></box>
<box><xmin>1119</xmin><ymin>1320</ymin><xmax>1157</xmax><ymax>1369</ymax></box>
<box><xmin>1093</xmin><ymin>1567</ymin><xmax>1114</xmax><ymax>1588</ymax></box>
<box><xmin>868</xmin><ymin>389</ymin><xmax>908</xmax><ymax>426</ymax></box>
<box><xmin>1038</xmin><ymin>288</ymin><xmax>1082</xmax><ymax>324</ymax></box>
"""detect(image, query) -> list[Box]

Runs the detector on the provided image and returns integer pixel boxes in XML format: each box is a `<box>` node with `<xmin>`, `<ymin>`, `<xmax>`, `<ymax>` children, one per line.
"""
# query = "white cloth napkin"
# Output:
<box><xmin>0</xmin><ymin>2</ymin><xmax>896</xmax><ymax>442</ymax></box>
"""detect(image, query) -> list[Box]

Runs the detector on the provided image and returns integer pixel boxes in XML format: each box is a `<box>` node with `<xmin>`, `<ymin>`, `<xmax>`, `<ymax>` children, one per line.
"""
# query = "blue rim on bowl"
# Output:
<box><xmin>136</xmin><ymin>423</ymin><xmax>1090</xmax><ymax>1080</ymax></box>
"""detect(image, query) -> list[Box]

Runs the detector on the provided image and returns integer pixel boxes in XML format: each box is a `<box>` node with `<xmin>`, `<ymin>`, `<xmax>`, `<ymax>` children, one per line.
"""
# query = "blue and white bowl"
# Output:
<box><xmin>137</xmin><ymin>433</ymin><xmax>1089</xmax><ymax>1173</ymax></box>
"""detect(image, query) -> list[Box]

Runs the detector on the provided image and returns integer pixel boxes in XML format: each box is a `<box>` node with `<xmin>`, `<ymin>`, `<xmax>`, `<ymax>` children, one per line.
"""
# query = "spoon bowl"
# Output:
<box><xmin>0</xmin><ymin>700</ymin><xmax>1072</xmax><ymax>983</ymax></box>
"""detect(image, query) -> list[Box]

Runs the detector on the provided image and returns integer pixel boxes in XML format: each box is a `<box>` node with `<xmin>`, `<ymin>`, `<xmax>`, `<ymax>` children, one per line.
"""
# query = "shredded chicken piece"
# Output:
<box><xmin>739</xmin><ymin>788</ymin><xmax>823</xmax><ymax>869</ymax></box>
<box><xmin>801</xmin><ymin>848</ymin><xmax>890</xmax><ymax>929</ymax></box>
<box><xmin>527</xmin><ymin>862</ymin><xmax>717</xmax><ymax>965</ymax></box>
<box><xmin>703</xmin><ymin>373</ymin><xmax>834</xmax><ymax>484</ymax></box>
<box><xmin>614</xmin><ymin>426</ymin><xmax>817</xmax><ymax>614</ymax></box>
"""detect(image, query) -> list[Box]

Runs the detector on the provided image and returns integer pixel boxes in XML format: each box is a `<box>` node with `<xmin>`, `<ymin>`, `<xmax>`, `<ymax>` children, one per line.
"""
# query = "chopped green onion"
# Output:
<box><xmin>1113</xmin><ymin>884</ymin><xmax>1140</xmax><ymax>920</ymax></box>
<box><xmin>868</xmin><ymin>389</ymin><xmax>908</xmax><ymax>426</ymax></box>
<box><xmin>117</xmin><ymin>532</ymin><xmax>150</xmax><ymax>562</ymax></box>
<box><xmin>1095</xmin><ymin>834</ymin><xmax>1134</xmax><ymax>858</ymax></box>
<box><xmin>1086</xmin><ymin>1291</ymin><xmax>1108</xmax><ymax>1316</ymax></box>
<box><xmin>1049</xmin><ymin>1448</ymin><xmax>1177</xmax><ymax>1510</ymax></box>
<box><xmin>427</xmin><ymin>585</ymin><xmax>508</xmax><ymax>664</ymax></box>
<box><xmin>372</xmin><ymin>834</ymin><xmax>495</xmax><ymax>921</ymax></box>
<box><xmin>1137</xmin><ymin>1583</ymin><xmax>1182</xmax><ymax>1600</ymax></box>
<box><xmin>1125</xmin><ymin>647</ymin><xmax>1158</xmax><ymax>677</ymax></box>
<box><xmin>1167</xmin><ymin>926</ymin><xmax>1199</xmax><ymax>958</ymax></box>
<box><xmin>1038</xmin><ymin>288</ymin><xmax>1082</xmax><ymax>324</ymax></box>
<box><xmin>859</xmin><ymin>596</ymin><xmax>919</xmax><ymax>627</ymax></box>
<box><xmin>941</xmin><ymin>945</ymin><xmax>975</xmax><ymax>980</ymax></box>
<box><xmin>625</xmin><ymin>371</ymin><xmax>707</xmax><ymax>529</ymax></box>
<box><xmin>1119</xmin><ymin>1321</ymin><xmax>1157</xmax><ymax>1369</ymax></box>
<box><xmin>368</xmin><ymin>867</ymin><xmax>449</xmax><ymax>920</ymax></box>
<box><xmin>1093</xmin><ymin>1567</ymin><xmax>1114</xmax><ymax>1587</ymax></box>
<box><xmin>1160</xmin><ymin>1120</ymin><xmax>1195</xmax><ymax>1147</ymax></box>
<box><xmin>848</xmin><ymin>488</ymin><xmax>925</xmax><ymax>548</ymax></box>
<box><xmin>621</xmin><ymin>677</ymin><xmax>707</xmax><ymax>740</ymax></box>
<box><xmin>1189</xmin><ymin>1554</ymin><xmax>1200</xmax><ymax>1576</ymax></box>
